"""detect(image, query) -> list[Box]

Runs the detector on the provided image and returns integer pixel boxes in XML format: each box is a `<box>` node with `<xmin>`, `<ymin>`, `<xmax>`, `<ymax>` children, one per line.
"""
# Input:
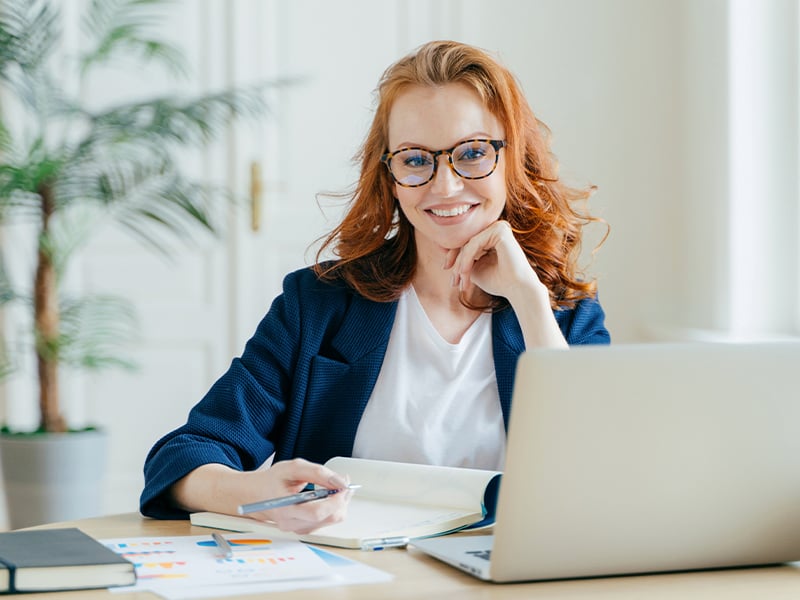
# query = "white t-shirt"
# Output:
<box><xmin>352</xmin><ymin>286</ymin><xmax>506</xmax><ymax>470</ymax></box>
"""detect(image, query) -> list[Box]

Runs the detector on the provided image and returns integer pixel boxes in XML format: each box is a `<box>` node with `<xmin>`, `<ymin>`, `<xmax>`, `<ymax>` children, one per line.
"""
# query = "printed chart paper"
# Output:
<box><xmin>104</xmin><ymin>535</ymin><xmax>330</xmax><ymax>594</ymax></box>
<box><xmin>104</xmin><ymin>535</ymin><xmax>391</xmax><ymax>599</ymax></box>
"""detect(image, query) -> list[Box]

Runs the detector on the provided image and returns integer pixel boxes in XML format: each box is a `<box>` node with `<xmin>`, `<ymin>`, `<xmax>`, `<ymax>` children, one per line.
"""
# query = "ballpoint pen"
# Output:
<box><xmin>360</xmin><ymin>536</ymin><xmax>410</xmax><ymax>551</ymax></box>
<box><xmin>212</xmin><ymin>532</ymin><xmax>234</xmax><ymax>559</ymax></box>
<box><xmin>237</xmin><ymin>484</ymin><xmax>361</xmax><ymax>515</ymax></box>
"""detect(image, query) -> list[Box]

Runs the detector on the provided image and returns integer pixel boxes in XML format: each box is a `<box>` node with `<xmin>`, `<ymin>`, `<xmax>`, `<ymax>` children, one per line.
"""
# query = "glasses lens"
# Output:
<box><xmin>389</xmin><ymin>149</ymin><xmax>435</xmax><ymax>186</ymax></box>
<box><xmin>452</xmin><ymin>140</ymin><xmax>498</xmax><ymax>179</ymax></box>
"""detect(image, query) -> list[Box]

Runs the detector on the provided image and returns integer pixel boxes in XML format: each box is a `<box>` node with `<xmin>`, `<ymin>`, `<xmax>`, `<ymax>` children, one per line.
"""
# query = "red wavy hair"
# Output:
<box><xmin>315</xmin><ymin>40</ymin><xmax>605</xmax><ymax>309</ymax></box>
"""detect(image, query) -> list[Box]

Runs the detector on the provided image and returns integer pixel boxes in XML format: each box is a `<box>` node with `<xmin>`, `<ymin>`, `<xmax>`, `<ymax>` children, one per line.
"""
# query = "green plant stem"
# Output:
<box><xmin>34</xmin><ymin>181</ymin><xmax>66</xmax><ymax>433</ymax></box>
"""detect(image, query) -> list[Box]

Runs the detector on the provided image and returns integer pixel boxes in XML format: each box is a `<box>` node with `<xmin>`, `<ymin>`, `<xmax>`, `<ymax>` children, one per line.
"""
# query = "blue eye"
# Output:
<box><xmin>401</xmin><ymin>151</ymin><xmax>432</xmax><ymax>169</ymax></box>
<box><xmin>456</xmin><ymin>146</ymin><xmax>488</xmax><ymax>162</ymax></box>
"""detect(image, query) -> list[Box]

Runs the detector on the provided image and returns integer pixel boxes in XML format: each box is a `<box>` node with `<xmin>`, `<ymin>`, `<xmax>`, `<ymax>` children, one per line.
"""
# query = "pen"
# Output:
<box><xmin>212</xmin><ymin>532</ymin><xmax>234</xmax><ymax>559</ymax></box>
<box><xmin>360</xmin><ymin>536</ymin><xmax>410</xmax><ymax>551</ymax></box>
<box><xmin>238</xmin><ymin>484</ymin><xmax>361</xmax><ymax>515</ymax></box>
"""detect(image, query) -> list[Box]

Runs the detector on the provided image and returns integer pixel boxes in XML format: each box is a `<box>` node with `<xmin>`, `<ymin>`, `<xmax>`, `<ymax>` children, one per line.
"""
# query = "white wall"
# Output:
<box><xmin>456</xmin><ymin>0</ymin><xmax>798</xmax><ymax>341</ymax></box>
<box><xmin>460</xmin><ymin>0</ymin><xmax>687</xmax><ymax>342</ymax></box>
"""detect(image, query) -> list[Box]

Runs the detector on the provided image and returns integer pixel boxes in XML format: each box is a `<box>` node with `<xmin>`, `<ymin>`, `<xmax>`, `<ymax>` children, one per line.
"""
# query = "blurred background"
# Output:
<box><xmin>0</xmin><ymin>0</ymin><xmax>797</xmax><ymax>526</ymax></box>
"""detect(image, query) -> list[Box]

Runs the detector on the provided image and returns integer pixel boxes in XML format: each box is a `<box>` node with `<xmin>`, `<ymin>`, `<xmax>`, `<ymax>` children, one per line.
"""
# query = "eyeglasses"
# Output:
<box><xmin>381</xmin><ymin>139</ymin><xmax>507</xmax><ymax>188</ymax></box>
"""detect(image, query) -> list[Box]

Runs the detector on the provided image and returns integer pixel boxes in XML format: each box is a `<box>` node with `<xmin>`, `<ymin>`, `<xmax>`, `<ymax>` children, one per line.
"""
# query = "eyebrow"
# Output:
<box><xmin>391</xmin><ymin>133</ymin><xmax>496</xmax><ymax>151</ymax></box>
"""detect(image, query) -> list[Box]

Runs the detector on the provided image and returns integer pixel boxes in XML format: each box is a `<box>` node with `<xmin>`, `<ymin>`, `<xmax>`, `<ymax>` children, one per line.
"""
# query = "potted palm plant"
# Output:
<box><xmin>0</xmin><ymin>0</ymin><xmax>266</xmax><ymax>528</ymax></box>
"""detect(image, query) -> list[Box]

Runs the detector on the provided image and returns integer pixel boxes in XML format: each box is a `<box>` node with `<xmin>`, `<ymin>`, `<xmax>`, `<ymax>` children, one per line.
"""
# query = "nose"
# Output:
<box><xmin>429</xmin><ymin>154</ymin><xmax>463</xmax><ymax>196</ymax></box>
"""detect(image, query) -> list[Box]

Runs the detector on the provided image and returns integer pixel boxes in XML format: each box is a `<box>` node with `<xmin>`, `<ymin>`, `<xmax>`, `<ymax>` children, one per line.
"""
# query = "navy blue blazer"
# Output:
<box><xmin>141</xmin><ymin>266</ymin><xmax>610</xmax><ymax>519</ymax></box>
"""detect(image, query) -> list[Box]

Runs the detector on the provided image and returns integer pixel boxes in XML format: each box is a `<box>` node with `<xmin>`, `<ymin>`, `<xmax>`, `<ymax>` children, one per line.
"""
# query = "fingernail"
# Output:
<box><xmin>328</xmin><ymin>474</ymin><xmax>348</xmax><ymax>490</ymax></box>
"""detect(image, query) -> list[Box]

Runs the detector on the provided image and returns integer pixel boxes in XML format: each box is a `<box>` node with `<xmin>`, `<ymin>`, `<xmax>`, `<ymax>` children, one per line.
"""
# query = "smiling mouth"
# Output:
<box><xmin>428</xmin><ymin>205</ymin><xmax>474</xmax><ymax>217</ymax></box>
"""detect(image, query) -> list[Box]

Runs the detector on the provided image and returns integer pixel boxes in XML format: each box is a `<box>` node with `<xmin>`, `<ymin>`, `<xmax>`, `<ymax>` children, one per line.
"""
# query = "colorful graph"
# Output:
<box><xmin>110</xmin><ymin>540</ymin><xmax>176</xmax><ymax>549</ymax></box>
<box><xmin>112</xmin><ymin>549</ymin><xmax>176</xmax><ymax>557</ymax></box>
<box><xmin>197</xmin><ymin>537</ymin><xmax>274</xmax><ymax>552</ymax></box>
<box><xmin>219</xmin><ymin>555</ymin><xmax>295</xmax><ymax>565</ymax></box>
<box><xmin>102</xmin><ymin>534</ymin><xmax>334</xmax><ymax>588</ymax></box>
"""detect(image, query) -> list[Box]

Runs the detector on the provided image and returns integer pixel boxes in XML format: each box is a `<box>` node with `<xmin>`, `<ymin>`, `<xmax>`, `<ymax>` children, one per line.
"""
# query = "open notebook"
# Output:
<box><xmin>411</xmin><ymin>341</ymin><xmax>800</xmax><ymax>581</ymax></box>
<box><xmin>191</xmin><ymin>456</ymin><xmax>501</xmax><ymax>549</ymax></box>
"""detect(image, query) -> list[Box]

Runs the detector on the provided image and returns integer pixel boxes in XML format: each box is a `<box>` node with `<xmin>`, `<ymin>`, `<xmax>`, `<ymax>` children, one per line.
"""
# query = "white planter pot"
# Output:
<box><xmin>0</xmin><ymin>429</ymin><xmax>108</xmax><ymax>529</ymax></box>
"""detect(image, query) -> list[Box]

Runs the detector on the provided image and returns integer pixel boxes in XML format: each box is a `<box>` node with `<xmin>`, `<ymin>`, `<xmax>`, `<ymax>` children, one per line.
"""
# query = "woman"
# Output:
<box><xmin>140</xmin><ymin>40</ymin><xmax>610</xmax><ymax>534</ymax></box>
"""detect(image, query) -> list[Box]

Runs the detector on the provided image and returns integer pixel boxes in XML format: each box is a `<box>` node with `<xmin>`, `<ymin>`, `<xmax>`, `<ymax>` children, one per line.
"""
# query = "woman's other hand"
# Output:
<box><xmin>444</xmin><ymin>220</ymin><xmax>568</xmax><ymax>349</ymax></box>
<box><xmin>445</xmin><ymin>220</ymin><xmax>545</xmax><ymax>303</ymax></box>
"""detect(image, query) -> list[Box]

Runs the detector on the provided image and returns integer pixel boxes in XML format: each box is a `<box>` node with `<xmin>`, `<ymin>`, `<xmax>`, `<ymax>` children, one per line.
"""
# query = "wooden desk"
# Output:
<box><xmin>22</xmin><ymin>513</ymin><xmax>800</xmax><ymax>599</ymax></box>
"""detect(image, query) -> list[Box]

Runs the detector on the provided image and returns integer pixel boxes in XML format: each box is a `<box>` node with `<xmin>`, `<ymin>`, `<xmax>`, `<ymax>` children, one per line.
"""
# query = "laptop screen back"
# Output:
<box><xmin>491</xmin><ymin>342</ymin><xmax>800</xmax><ymax>582</ymax></box>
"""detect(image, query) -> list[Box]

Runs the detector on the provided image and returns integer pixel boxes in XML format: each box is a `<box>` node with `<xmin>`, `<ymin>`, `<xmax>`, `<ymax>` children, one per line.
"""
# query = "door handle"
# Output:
<box><xmin>250</xmin><ymin>161</ymin><xmax>263</xmax><ymax>232</ymax></box>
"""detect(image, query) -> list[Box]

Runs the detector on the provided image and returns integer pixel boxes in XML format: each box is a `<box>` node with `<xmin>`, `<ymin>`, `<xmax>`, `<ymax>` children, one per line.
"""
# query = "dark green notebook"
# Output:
<box><xmin>0</xmin><ymin>527</ymin><xmax>136</xmax><ymax>593</ymax></box>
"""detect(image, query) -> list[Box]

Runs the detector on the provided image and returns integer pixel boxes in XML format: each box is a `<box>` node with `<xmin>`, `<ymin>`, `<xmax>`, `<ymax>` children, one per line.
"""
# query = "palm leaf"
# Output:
<box><xmin>39</xmin><ymin>205</ymin><xmax>102</xmax><ymax>277</ymax></box>
<box><xmin>0</xmin><ymin>353</ymin><xmax>12</xmax><ymax>379</ymax></box>
<box><xmin>56</xmin><ymin>142</ymin><xmax>221</xmax><ymax>254</ymax></box>
<box><xmin>0</xmin><ymin>0</ymin><xmax>76</xmax><ymax>128</ymax></box>
<box><xmin>86</xmin><ymin>86</ymin><xmax>267</xmax><ymax>148</ymax></box>
<box><xmin>3</xmin><ymin>67</ymin><xmax>76</xmax><ymax>127</ymax></box>
<box><xmin>80</xmin><ymin>0</ymin><xmax>187</xmax><ymax>76</ymax></box>
<box><xmin>0</xmin><ymin>164</ymin><xmax>40</xmax><ymax>215</ymax></box>
<box><xmin>116</xmin><ymin>177</ymin><xmax>232</xmax><ymax>246</ymax></box>
<box><xmin>0</xmin><ymin>120</ymin><xmax>11</xmax><ymax>154</ymax></box>
<box><xmin>0</xmin><ymin>342</ymin><xmax>13</xmax><ymax>381</ymax></box>
<box><xmin>0</xmin><ymin>0</ymin><xmax>60</xmax><ymax>78</ymax></box>
<box><xmin>56</xmin><ymin>294</ymin><xmax>138</xmax><ymax>370</ymax></box>
<box><xmin>0</xmin><ymin>139</ymin><xmax>66</xmax><ymax>216</ymax></box>
<box><xmin>0</xmin><ymin>250</ymin><xmax>15</xmax><ymax>306</ymax></box>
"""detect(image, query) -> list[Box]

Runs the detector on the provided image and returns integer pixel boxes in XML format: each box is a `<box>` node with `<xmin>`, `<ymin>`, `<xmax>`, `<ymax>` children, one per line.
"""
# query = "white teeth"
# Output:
<box><xmin>430</xmin><ymin>205</ymin><xmax>472</xmax><ymax>217</ymax></box>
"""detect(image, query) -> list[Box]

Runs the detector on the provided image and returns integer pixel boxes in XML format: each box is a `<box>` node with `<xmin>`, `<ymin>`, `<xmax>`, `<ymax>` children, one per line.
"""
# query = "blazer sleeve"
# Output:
<box><xmin>555</xmin><ymin>293</ymin><xmax>611</xmax><ymax>345</ymax></box>
<box><xmin>139</xmin><ymin>270</ymin><xmax>308</xmax><ymax>519</ymax></box>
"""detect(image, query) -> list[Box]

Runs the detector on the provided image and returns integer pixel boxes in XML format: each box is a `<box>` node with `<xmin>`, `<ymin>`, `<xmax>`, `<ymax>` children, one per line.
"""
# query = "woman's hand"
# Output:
<box><xmin>444</xmin><ymin>220</ymin><xmax>568</xmax><ymax>349</ymax></box>
<box><xmin>242</xmin><ymin>458</ymin><xmax>353</xmax><ymax>534</ymax></box>
<box><xmin>171</xmin><ymin>458</ymin><xmax>353</xmax><ymax>535</ymax></box>
<box><xmin>444</xmin><ymin>220</ymin><xmax>544</xmax><ymax>301</ymax></box>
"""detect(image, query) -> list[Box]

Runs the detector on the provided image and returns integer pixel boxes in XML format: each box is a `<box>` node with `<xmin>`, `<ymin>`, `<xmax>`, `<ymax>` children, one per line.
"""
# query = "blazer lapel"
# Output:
<box><xmin>290</xmin><ymin>295</ymin><xmax>398</xmax><ymax>463</ymax></box>
<box><xmin>330</xmin><ymin>294</ymin><xmax>398</xmax><ymax>363</ymax></box>
<box><xmin>492</xmin><ymin>307</ymin><xmax>525</xmax><ymax>430</ymax></box>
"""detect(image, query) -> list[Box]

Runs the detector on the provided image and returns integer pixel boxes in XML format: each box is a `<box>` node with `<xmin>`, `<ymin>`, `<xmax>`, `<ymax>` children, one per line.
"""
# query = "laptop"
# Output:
<box><xmin>411</xmin><ymin>341</ymin><xmax>800</xmax><ymax>582</ymax></box>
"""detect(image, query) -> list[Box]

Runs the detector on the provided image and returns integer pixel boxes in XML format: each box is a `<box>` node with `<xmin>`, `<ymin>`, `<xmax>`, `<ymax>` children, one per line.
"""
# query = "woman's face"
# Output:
<box><xmin>386</xmin><ymin>83</ymin><xmax>507</xmax><ymax>260</ymax></box>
